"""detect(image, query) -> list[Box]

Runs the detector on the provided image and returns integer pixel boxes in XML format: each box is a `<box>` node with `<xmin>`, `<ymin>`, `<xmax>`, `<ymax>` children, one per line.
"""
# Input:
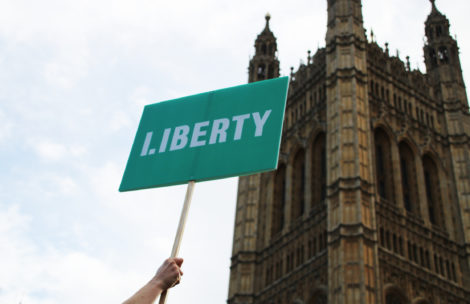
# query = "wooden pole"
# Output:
<box><xmin>158</xmin><ymin>180</ymin><xmax>195</xmax><ymax>304</ymax></box>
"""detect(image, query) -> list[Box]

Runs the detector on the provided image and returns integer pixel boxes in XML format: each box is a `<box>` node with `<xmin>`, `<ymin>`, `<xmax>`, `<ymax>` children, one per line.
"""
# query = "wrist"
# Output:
<box><xmin>148</xmin><ymin>277</ymin><xmax>165</xmax><ymax>293</ymax></box>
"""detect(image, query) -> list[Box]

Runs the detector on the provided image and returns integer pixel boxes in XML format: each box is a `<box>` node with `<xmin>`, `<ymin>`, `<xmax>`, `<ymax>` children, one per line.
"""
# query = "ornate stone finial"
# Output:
<box><xmin>430</xmin><ymin>0</ymin><xmax>439</xmax><ymax>13</ymax></box>
<box><xmin>406</xmin><ymin>56</ymin><xmax>411</xmax><ymax>71</ymax></box>
<box><xmin>385</xmin><ymin>42</ymin><xmax>389</xmax><ymax>56</ymax></box>
<box><xmin>307</xmin><ymin>50</ymin><xmax>312</xmax><ymax>65</ymax></box>
<box><xmin>264</xmin><ymin>12</ymin><xmax>271</xmax><ymax>30</ymax></box>
<box><xmin>370</xmin><ymin>29</ymin><xmax>375</xmax><ymax>42</ymax></box>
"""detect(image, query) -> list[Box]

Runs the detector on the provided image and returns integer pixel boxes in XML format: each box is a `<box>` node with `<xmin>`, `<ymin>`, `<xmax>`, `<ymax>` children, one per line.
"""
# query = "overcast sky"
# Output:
<box><xmin>1</xmin><ymin>0</ymin><xmax>469</xmax><ymax>303</ymax></box>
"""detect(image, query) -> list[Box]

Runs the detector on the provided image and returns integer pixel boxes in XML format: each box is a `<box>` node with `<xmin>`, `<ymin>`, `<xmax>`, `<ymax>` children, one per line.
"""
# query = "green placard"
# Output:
<box><xmin>119</xmin><ymin>76</ymin><xmax>289</xmax><ymax>191</ymax></box>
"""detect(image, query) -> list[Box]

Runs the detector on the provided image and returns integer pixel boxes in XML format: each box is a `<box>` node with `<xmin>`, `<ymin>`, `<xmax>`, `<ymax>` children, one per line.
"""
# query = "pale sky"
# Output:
<box><xmin>1</xmin><ymin>0</ymin><xmax>469</xmax><ymax>303</ymax></box>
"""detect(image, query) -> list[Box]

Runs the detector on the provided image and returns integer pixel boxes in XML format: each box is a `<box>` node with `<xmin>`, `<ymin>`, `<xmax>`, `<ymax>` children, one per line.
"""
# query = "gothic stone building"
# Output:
<box><xmin>228</xmin><ymin>0</ymin><xmax>470</xmax><ymax>303</ymax></box>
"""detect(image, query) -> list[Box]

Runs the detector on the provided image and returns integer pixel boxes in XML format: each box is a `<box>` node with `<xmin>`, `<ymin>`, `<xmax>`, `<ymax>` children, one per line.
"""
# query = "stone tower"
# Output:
<box><xmin>423</xmin><ymin>5</ymin><xmax>470</xmax><ymax>289</ymax></box>
<box><xmin>228</xmin><ymin>1</ymin><xmax>470</xmax><ymax>303</ymax></box>
<box><xmin>248</xmin><ymin>13</ymin><xmax>280</xmax><ymax>83</ymax></box>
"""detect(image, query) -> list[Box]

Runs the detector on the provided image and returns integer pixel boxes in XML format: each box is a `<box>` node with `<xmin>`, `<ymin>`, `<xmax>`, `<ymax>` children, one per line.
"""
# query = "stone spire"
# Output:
<box><xmin>248</xmin><ymin>14</ymin><xmax>280</xmax><ymax>82</ymax></box>
<box><xmin>430</xmin><ymin>0</ymin><xmax>439</xmax><ymax>14</ymax></box>
<box><xmin>264</xmin><ymin>13</ymin><xmax>271</xmax><ymax>32</ymax></box>
<box><xmin>426</xmin><ymin>0</ymin><xmax>446</xmax><ymax>25</ymax></box>
<box><xmin>424</xmin><ymin>0</ymin><xmax>463</xmax><ymax>83</ymax></box>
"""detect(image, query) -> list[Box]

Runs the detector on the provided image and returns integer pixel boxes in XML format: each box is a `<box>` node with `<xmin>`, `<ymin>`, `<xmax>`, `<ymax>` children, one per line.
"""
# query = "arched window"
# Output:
<box><xmin>257</xmin><ymin>64</ymin><xmax>266</xmax><ymax>80</ymax></box>
<box><xmin>399</xmin><ymin>142</ymin><xmax>419</xmax><ymax>215</ymax></box>
<box><xmin>312</xmin><ymin>294</ymin><xmax>327</xmax><ymax>304</ymax></box>
<box><xmin>272</xmin><ymin>164</ymin><xmax>286</xmax><ymax>235</ymax></box>
<box><xmin>261</xmin><ymin>43</ymin><xmax>267</xmax><ymax>55</ymax></box>
<box><xmin>386</xmin><ymin>293</ymin><xmax>405</xmax><ymax>304</ymax></box>
<box><xmin>374</xmin><ymin>128</ymin><xmax>395</xmax><ymax>203</ymax></box>
<box><xmin>423</xmin><ymin>155</ymin><xmax>444</xmax><ymax>227</ymax></box>
<box><xmin>311</xmin><ymin>133</ymin><xmax>326</xmax><ymax>209</ymax></box>
<box><xmin>429</xmin><ymin>48</ymin><xmax>437</xmax><ymax>67</ymax></box>
<box><xmin>292</xmin><ymin>149</ymin><xmax>306</xmax><ymax>220</ymax></box>
<box><xmin>384</xmin><ymin>286</ymin><xmax>408</xmax><ymax>304</ymax></box>
<box><xmin>268</xmin><ymin>63</ymin><xmax>274</xmax><ymax>79</ymax></box>
<box><xmin>427</xmin><ymin>27</ymin><xmax>434</xmax><ymax>40</ymax></box>
<box><xmin>309</xmin><ymin>289</ymin><xmax>327</xmax><ymax>304</ymax></box>
<box><xmin>438</xmin><ymin>46</ymin><xmax>449</xmax><ymax>64</ymax></box>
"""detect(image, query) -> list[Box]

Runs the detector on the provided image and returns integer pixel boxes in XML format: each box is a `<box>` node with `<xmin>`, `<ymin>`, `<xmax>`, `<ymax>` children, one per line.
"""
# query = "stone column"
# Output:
<box><xmin>325</xmin><ymin>0</ymin><xmax>380</xmax><ymax>302</ymax></box>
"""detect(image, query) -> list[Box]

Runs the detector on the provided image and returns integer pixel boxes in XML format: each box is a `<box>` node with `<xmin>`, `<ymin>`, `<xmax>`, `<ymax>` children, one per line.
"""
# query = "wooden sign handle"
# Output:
<box><xmin>158</xmin><ymin>180</ymin><xmax>195</xmax><ymax>304</ymax></box>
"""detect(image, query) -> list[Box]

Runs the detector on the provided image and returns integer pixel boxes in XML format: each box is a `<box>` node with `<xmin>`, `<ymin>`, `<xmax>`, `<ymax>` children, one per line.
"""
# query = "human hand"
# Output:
<box><xmin>152</xmin><ymin>257</ymin><xmax>184</xmax><ymax>290</ymax></box>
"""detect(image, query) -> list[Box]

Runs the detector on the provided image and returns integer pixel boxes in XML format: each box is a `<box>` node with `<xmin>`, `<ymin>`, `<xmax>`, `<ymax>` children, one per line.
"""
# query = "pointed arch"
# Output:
<box><xmin>374</xmin><ymin>128</ymin><xmax>395</xmax><ymax>203</ymax></box>
<box><xmin>308</xmin><ymin>286</ymin><xmax>327</xmax><ymax>304</ymax></box>
<box><xmin>429</xmin><ymin>48</ymin><xmax>437</xmax><ymax>67</ymax></box>
<box><xmin>268</xmin><ymin>63</ymin><xmax>275</xmax><ymax>79</ymax></box>
<box><xmin>422</xmin><ymin>154</ymin><xmax>445</xmax><ymax>228</ymax></box>
<box><xmin>261</xmin><ymin>43</ymin><xmax>267</xmax><ymax>55</ymax></box>
<box><xmin>398</xmin><ymin>141</ymin><xmax>419</xmax><ymax>215</ymax></box>
<box><xmin>384</xmin><ymin>284</ymin><xmax>409</xmax><ymax>304</ymax></box>
<box><xmin>427</xmin><ymin>27</ymin><xmax>434</xmax><ymax>40</ymax></box>
<box><xmin>438</xmin><ymin>46</ymin><xmax>449</xmax><ymax>64</ymax></box>
<box><xmin>292</xmin><ymin>148</ymin><xmax>306</xmax><ymax>220</ymax></box>
<box><xmin>287</xmin><ymin>135</ymin><xmax>304</xmax><ymax>156</ymax></box>
<box><xmin>311</xmin><ymin>132</ymin><xmax>326</xmax><ymax>209</ymax></box>
<box><xmin>257</xmin><ymin>64</ymin><xmax>266</xmax><ymax>80</ymax></box>
<box><xmin>272</xmin><ymin>163</ymin><xmax>286</xmax><ymax>235</ymax></box>
<box><xmin>386</xmin><ymin>293</ymin><xmax>407</xmax><ymax>304</ymax></box>
<box><xmin>412</xmin><ymin>298</ymin><xmax>431</xmax><ymax>304</ymax></box>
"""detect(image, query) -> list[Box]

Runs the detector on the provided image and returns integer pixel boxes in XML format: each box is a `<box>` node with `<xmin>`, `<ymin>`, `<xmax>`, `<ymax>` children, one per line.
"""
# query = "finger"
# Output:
<box><xmin>174</xmin><ymin>257</ymin><xmax>184</xmax><ymax>267</ymax></box>
<box><xmin>173</xmin><ymin>275</ymin><xmax>181</xmax><ymax>287</ymax></box>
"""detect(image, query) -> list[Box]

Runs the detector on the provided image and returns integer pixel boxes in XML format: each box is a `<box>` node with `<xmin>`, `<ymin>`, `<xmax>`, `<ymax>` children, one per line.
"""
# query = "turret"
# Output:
<box><xmin>248</xmin><ymin>14</ymin><xmax>280</xmax><ymax>82</ymax></box>
<box><xmin>423</xmin><ymin>0</ymin><xmax>468</xmax><ymax>112</ymax></box>
<box><xmin>424</xmin><ymin>0</ymin><xmax>470</xmax><ymax>288</ymax></box>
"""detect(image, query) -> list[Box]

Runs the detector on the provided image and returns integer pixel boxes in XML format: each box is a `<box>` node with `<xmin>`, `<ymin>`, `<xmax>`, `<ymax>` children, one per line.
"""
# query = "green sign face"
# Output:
<box><xmin>119</xmin><ymin>76</ymin><xmax>289</xmax><ymax>191</ymax></box>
